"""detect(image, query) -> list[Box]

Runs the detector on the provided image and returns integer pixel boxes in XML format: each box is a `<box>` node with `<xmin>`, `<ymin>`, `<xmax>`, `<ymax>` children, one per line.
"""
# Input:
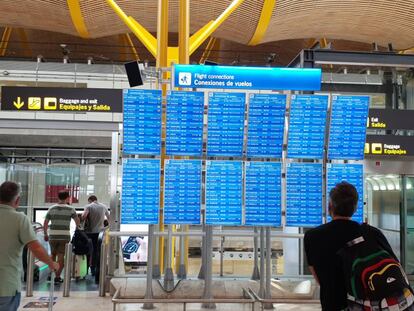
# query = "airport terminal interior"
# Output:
<box><xmin>1</xmin><ymin>0</ymin><xmax>414</xmax><ymax>310</ymax></box>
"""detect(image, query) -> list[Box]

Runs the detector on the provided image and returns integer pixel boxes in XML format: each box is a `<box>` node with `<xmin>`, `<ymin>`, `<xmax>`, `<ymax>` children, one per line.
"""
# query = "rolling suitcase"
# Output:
<box><xmin>72</xmin><ymin>254</ymin><xmax>88</xmax><ymax>280</ymax></box>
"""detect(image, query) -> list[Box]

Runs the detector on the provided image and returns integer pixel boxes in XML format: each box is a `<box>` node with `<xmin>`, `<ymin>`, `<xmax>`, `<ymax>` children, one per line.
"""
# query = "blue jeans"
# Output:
<box><xmin>0</xmin><ymin>292</ymin><xmax>20</xmax><ymax>311</ymax></box>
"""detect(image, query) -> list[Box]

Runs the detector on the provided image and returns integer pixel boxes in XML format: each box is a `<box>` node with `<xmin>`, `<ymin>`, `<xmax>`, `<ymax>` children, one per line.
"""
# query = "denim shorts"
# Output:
<box><xmin>0</xmin><ymin>292</ymin><xmax>21</xmax><ymax>311</ymax></box>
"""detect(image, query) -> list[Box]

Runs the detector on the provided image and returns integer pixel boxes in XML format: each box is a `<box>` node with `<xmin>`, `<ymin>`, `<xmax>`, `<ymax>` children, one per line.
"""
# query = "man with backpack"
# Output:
<box><xmin>305</xmin><ymin>181</ymin><xmax>413</xmax><ymax>310</ymax></box>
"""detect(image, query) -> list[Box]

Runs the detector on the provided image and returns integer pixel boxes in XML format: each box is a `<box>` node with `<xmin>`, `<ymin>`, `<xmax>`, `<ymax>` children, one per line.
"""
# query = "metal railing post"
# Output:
<box><xmin>259</xmin><ymin>227</ymin><xmax>265</xmax><ymax>298</ymax></box>
<box><xmin>264</xmin><ymin>227</ymin><xmax>274</xmax><ymax>309</ymax></box>
<box><xmin>163</xmin><ymin>225</ymin><xmax>174</xmax><ymax>291</ymax></box>
<box><xmin>153</xmin><ymin>224</ymin><xmax>161</xmax><ymax>279</ymax></box>
<box><xmin>26</xmin><ymin>250</ymin><xmax>35</xmax><ymax>297</ymax></box>
<box><xmin>198</xmin><ymin>212</ymin><xmax>206</xmax><ymax>279</ymax></box>
<box><xmin>251</xmin><ymin>227</ymin><xmax>260</xmax><ymax>280</ymax></box>
<box><xmin>63</xmin><ymin>242</ymin><xmax>72</xmax><ymax>297</ymax></box>
<box><xmin>219</xmin><ymin>235</ymin><xmax>224</xmax><ymax>277</ymax></box>
<box><xmin>177</xmin><ymin>225</ymin><xmax>187</xmax><ymax>279</ymax></box>
<box><xmin>99</xmin><ymin>240</ymin><xmax>107</xmax><ymax>297</ymax></box>
<box><xmin>143</xmin><ymin>224</ymin><xmax>155</xmax><ymax>310</ymax></box>
<box><xmin>202</xmin><ymin>225</ymin><xmax>215</xmax><ymax>309</ymax></box>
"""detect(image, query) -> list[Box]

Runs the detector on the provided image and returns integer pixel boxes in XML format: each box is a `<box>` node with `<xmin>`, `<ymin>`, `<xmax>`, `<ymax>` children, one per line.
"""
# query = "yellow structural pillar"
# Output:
<box><xmin>248</xmin><ymin>0</ymin><xmax>276</xmax><ymax>45</ymax></box>
<box><xmin>0</xmin><ymin>27</ymin><xmax>12</xmax><ymax>57</ymax></box>
<box><xmin>179</xmin><ymin>0</ymin><xmax>190</xmax><ymax>64</ymax></box>
<box><xmin>156</xmin><ymin>0</ymin><xmax>169</xmax><ymax>275</ymax></box>
<box><xmin>178</xmin><ymin>0</ymin><xmax>190</xmax><ymax>275</ymax></box>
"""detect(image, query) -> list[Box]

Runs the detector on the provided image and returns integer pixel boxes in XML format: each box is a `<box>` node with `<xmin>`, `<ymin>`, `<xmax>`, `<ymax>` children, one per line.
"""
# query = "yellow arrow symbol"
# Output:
<box><xmin>13</xmin><ymin>97</ymin><xmax>24</xmax><ymax>109</ymax></box>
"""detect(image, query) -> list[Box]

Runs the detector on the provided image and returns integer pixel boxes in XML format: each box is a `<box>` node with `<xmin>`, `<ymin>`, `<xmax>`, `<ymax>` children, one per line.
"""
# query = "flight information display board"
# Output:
<box><xmin>245</xmin><ymin>162</ymin><xmax>282</xmax><ymax>226</ymax></box>
<box><xmin>287</xmin><ymin>95</ymin><xmax>328</xmax><ymax>159</ymax></box>
<box><xmin>286</xmin><ymin>163</ymin><xmax>323</xmax><ymax>227</ymax></box>
<box><xmin>247</xmin><ymin>94</ymin><xmax>286</xmax><ymax>158</ymax></box>
<box><xmin>328</xmin><ymin>95</ymin><xmax>370</xmax><ymax>160</ymax></box>
<box><xmin>123</xmin><ymin>90</ymin><xmax>162</xmax><ymax>155</ymax></box>
<box><xmin>206</xmin><ymin>161</ymin><xmax>243</xmax><ymax>225</ymax></box>
<box><xmin>207</xmin><ymin>92</ymin><xmax>246</xmax><ymax>157</ymax></box>
<box><xmin>164</xmin><ymin>160</ymin><xmax>202</xmax><ymax>224</ymax></box>
<box><xmin>166</xmin><ymin>91</ymin><xmax>204</xmax><ymax>156</ymax></box>
<box><xmin>121</xmin><ymin>159</ymin><xmax>160</xmax><ymax>224</ymax></box>
<box><xmin>327</xmin><ymin>163</ymin><xmax>364</xmax><ymax>223</ymax></box>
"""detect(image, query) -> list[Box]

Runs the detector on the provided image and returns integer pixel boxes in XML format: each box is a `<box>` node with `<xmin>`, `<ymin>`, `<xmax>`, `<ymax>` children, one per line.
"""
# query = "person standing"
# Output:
<box><xmin>0</xmin><ymin>181</ymin><xmax>59</xmax><ymax>311</ymax></box>
<box><xmin>304</xmin><ymin>182</ymin><xmax>403</xmax><ymax>310</ymax></box>
<box><xmin>44</xmin><ymin>189</ymin><xmax>79</xmax><ymax>283</ymax></box>
<box><xmin>82</xmin><ymin>195</ymin><xmax>110</xmax><ymax>276</ymax></box>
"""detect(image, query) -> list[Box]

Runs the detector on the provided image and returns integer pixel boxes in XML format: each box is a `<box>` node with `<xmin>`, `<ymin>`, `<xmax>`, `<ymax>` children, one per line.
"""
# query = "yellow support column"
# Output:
<box><xmin>118</xmin><ymin>35</ymin><xmax>128</xmax><ymax>62</ymax></box>
<box><xmin>124</xmin><ymin>33</ymin><xmax>140</xmax><ymax>60</ymax></box>
<box><xmin>16</xmin><ymin>28</ymin><xmax>32</xmax><ymax>58</ymax></box>
<box><xmin>248</xmin><ymin>0</ymin><xmax>276</xmax><ymax>45</ymax></box>
<box><xmin>0</xmin><ymin>27</ymin><xmax>12</xmax><ymax>57</ymax></box>
<box><xmin>199</xmin><ymin>37</ymin><xmax>217</xmax><ymax>64</ymax></box>
<box><xmin>179</xmin><ymin>0</ymin><xmax>190</xmax><ymax>64</ymax></box>
<box><xmin>156</xmin><ymin>0</ymin><xmax>169</xmax><ymax>276</ymax></box>
<box><xmin>189</xmin><ymin>0</ymin><xmax>245</xmax><ymax>54</ymax></box>
<box><xmin>177</xmin><ymin>0</ymin><xmax>190</xmax><ymax>278</ymax></box>
<box><xmin>67</xmin><ymin>0</ymin><xmax>90</xmax><ymax>38</ymax></box>
<box><xmin>106</xmin><ymin>0</ymin><xmax>157</xmax><ymax>57</ymax></box>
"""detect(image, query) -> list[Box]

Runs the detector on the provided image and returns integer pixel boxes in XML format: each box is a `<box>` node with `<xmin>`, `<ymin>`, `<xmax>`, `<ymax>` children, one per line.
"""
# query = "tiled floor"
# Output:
<box><xmin>19</xmin><ymin>291</ymin><xmax>322</xmax><ymax>311</ymax></box>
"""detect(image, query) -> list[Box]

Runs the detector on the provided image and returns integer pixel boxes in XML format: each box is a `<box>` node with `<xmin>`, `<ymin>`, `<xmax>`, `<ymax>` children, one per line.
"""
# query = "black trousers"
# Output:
<box><xmin>86</xmin><ymin>233</ymin><xmax>100</xmax><ymax>270</ymax></box>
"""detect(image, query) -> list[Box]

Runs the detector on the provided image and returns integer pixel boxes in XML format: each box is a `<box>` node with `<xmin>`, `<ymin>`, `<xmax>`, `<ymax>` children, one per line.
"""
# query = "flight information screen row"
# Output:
<box><xmin>123</xmin><ymin>90</ymin><xmax>370</xmax><ymax>160</ymax></box>
<box><xmin>121</xmin><ymin>159</ymin><xmax>363</xmax><ymax>226</ymax></box>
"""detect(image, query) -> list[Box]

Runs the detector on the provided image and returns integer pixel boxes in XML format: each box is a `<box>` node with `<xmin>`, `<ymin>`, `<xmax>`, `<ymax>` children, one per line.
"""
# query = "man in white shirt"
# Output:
<box><xmin>82</xmin><ymin>195</ymin><xmax>110</xmax><ymax>276</ymax></box>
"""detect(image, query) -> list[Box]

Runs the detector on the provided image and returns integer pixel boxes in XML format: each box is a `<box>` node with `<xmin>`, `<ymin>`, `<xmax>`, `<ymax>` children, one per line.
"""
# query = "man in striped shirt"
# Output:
<box><xmin>43</xmin><ymin>190</ymin><xmax>80</xmax><ymax>283</ymax></box>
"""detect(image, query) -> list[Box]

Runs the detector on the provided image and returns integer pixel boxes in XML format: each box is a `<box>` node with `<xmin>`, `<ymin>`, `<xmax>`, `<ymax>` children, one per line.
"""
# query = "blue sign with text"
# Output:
<box><xmin>287</xmin><ymin>95</ymin><xmax>328</xmax><ymax>159</ymax></box>
<box><xmin>166</xmin><ymin>91</ymin><xmax>204</xmax><ymax>156</ymax></box>
<box><xmin>206</xmin><ymin>161</ymin><xmax>243</xmax><ymax>226</ymax></box>
<box><xmin>286</xmin><ymin>163</ymin><xmax>323</xmax><ymax>227</ymax></box>
<box><xmin>327</xmin><ymin>164</ymin><xmax>364</xmax><ymax>223</ymax></box>
<box><xmin>247</xmin><ymin>94</ymin><xmax>286</xmax><ymax>158</ymax></box>
<box><xmin>328</xmin><ymin>95</ymin><xmax>370</xmax><ymax>160</ymax></box>
<box><xmin>173</xmin><ymin>65</ymin><xmax>322</xmax><ymax>91</ymax></box>
<box><xmin>164</xmin><ymin>160</ymin><xmax>202</xmax><ymax>225</ymax></box>
<box><xmin>207</xmin><ymin>92</ymin><xmax>246</xmax><ymax>157</ymax></box>
<box><xmin>121</xmin><ymin>159</ymin><xmax>160</xmax><ymax>224</ymax></box>
<box><xmin>245</xmin><ymin>162</ymin><xmax>282</xmax><ymax>226</ymax></box>
<box><xmin>123</xmin><ymin>89</ymin><xmax>162</xmax><ymax>155</ymax></box>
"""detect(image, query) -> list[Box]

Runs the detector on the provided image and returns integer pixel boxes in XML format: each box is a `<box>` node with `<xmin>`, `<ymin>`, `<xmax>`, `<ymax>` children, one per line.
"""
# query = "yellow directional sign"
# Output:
<box><xmin>13</xmin><ymin>97</ymin><xmax>24</xmax><ymax>109</ymax></box>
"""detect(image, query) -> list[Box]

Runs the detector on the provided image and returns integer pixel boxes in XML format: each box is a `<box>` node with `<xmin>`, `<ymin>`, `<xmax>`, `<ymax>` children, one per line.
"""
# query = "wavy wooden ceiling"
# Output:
<box><xmin>0</xmin><ymin>0</ymin><xmax>413</xmax><ymax>49</ymax></box>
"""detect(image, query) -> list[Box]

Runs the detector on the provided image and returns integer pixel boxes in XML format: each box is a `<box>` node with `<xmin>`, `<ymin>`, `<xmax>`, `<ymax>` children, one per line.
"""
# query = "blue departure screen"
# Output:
<box><xmin>328</xmin><ymin>95</ymin><xmax>370</xmax><ymax>160</ymax></box>
<box><xmin>164</xmin><ymin>160</ymin><xmax>202</xmax><ymax>224</ymax></box>
<box><xmin>206</xmin><ymin>161</ymin><xmax>243</xmax><ymax>225</ymax></box>
<box><xmin>166</xmin><ymin>91</ymin><xmax>204</xmax><ymax>156</ymax></box>
<box><xmin>286</xmin><ymin>163</ymin><xmax>323</xmax><ymax>227</ymax></box>
<box><xmin>123</xmin><ymin>89</ymin><xmax>162</xmax><ymax>155</ymax></box>
<box><xmin>287</xmin><ymin>95</ymin><xmax>328</xmax><ymax>159</ymax></box>
<box><xmin>247</xmin><ymin>94</ymin><xmax>286</xmax><ymax>158</ymax></box>
<box><xmin>327</xmin><ymin>163</ymin><xmax>364</xmax><ymax>223</ymax></box>
<box><xmin>245</xmin><ymin>162</ymin><xmax>282</xmax><ymax>226</ymax></box>
<box><xmin>207</xmin><ymin>92</ymin><xmax>246</xmax><ymax>157</ymax></box>
<box><xmin>121</xmin><ymin>159</ymin><xmax>160</xmax><ymax>224</ymax></box>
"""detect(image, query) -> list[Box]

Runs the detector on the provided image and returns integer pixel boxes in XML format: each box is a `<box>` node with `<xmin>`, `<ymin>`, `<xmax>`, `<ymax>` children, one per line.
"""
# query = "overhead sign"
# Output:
<box><xmin>173</xmin><ymin>64</ymin><xmax>322</xmax><ymax>90</ymax></box>
<box><xmin>368</xmin><ymin>109</ymin><xmax>414</xmax><ymax>130</ymax></box>
<box><xmin>1</xmin><ymin>86</ymin><xmax>122</xmax><ymax>112</ymax></box>
<box><xmin>365</xmin><ymin>135</ymin><xmax>414</xmax><ymax>156</ymax></box>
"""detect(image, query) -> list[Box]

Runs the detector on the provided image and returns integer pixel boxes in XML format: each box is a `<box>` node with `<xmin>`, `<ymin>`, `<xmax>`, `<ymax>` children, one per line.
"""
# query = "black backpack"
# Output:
<box><xmin>337</xmin><ymin>224</ymin><xmax>414</xmax><ymax>310</ymax></box>
<box><xmin>72</xmin><ymin>229</ymin><xmax>92</xmax><ymax>256</ymax></box>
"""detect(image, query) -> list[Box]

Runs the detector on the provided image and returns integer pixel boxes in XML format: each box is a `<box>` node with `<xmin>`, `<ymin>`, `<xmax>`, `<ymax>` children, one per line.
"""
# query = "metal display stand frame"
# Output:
<box><xmin>105</xmin><ymin>70</ymin><xmax>368</xmax><ymax>310</ymax></box>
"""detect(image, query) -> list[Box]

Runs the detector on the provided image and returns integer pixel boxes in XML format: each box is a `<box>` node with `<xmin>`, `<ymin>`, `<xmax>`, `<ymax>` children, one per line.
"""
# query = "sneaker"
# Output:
<box><xmin>54</xmin><ymin>277</ymin><xmax>63</xmax><ymax>284</ymax></box>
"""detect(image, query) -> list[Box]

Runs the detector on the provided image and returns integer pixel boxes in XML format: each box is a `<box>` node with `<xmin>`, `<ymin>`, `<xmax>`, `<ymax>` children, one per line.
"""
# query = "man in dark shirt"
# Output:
<box><xmin>304</xmin><ymin>182</ymin><xmax>396</xmax><ymax>310</ymax></box>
